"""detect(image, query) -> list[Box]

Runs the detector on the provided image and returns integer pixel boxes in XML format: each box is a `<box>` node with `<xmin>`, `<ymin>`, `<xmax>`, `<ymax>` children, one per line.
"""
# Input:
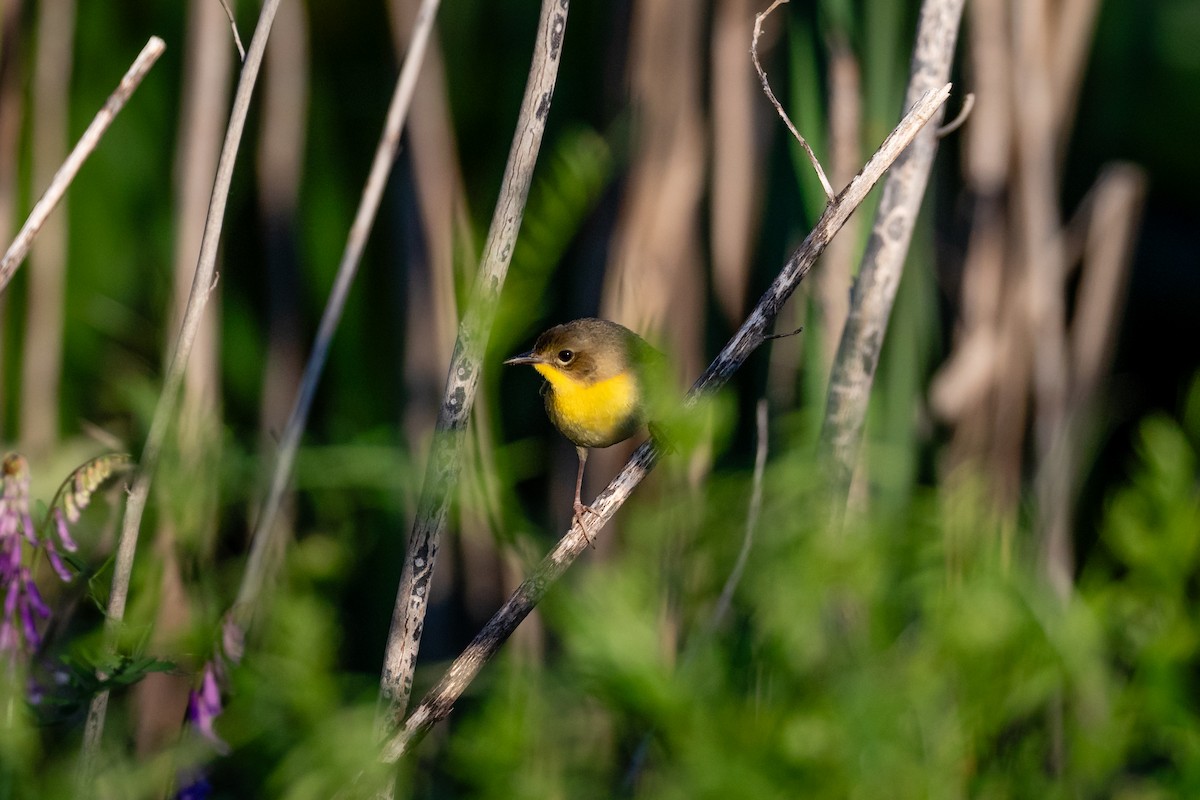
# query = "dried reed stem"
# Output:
<box><xmin>217</xmin><ymin>0</ymin><xmax>246</xmax><ymax>61</ymax></box>
<box><xmin>820</xmin><ymin>0</ymin><xmax>965</xmax><ymax>500</ymax></box>
<box><xmin>711</xmin><ymin>398</ymin><xmax>769</xmax><ymax>627</ymax></box>
<box><xmin>0</xmin><ymin>36</ymin><xmax>165</xmax><ymax>294</ymax></box>
<box><xmin>377</xmin><ymin>0</ymin><xmax>571</xmax><ymax>733</ymax></box>
<box><xmin>814</xmin><ymin>37</ymin><xmax>862</xmax><ymax>372</ymax></box>
<box><xmin>1069</xmin><ymin>164</ymin><xmax>1146</xmax><ymax>399</ymax></box>
<box><xmin>250</xmin><ymin>0</ymin><xmax>310</xmax><ymax>595</ymax></box>
<box><xmin>131</xmin><ymin>0</ymin><xmax>234</xmax><ymax>756</ymax></box>
<box><xmin>235</xmin><ymin>0</ymin><xmax>441</xmax><ymax>622</ymax></box>
<box><xmin>19</xmin><ymin>0</ymin><xmax>75</xmax><ymax>454</ymax></box>
<box><xmin>711</xmin><ymin>0</ymin><xmax>766</xmax><ymax>324</ymax></box>
<box><xmin>79</xmin><ymin>0</ymin><xmax>281</xmax><ymax>779</ymax></box>
<box><xmin>937</xmin><ymin>92</ymin><xmax>974</xmax><ymax>137</ymax></box>
<box><xmin>0</xmin><ymin>0</ymin><xmax>21</xmax><ymax>428</ymax></box>
<box><xmin>602</xmin><ymin>0</ymin><xmax>706</xmax><ymax>377</ymax></box>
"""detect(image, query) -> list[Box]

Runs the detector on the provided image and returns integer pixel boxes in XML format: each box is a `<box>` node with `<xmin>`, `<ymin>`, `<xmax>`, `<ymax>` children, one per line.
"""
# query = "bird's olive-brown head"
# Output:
<box><xmin>503</xmin><ymin>318</ymin><xmax>639</xmax><ymax>386</ymax></box>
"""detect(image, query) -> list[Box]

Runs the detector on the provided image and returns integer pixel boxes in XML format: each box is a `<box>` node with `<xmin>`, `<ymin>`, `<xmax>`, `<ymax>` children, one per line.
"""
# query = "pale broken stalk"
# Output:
<box><xmin>78</xmin><ymin>0</ymin><xmax>283</xmax><ymax>784</ymax></box>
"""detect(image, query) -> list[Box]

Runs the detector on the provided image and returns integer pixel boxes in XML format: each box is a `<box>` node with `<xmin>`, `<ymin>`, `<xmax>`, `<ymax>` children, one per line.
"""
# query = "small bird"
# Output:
<box><xmin>504</xmin><ymin>318</ymin><xmax>668</xmax><ymax>532</ymax></box>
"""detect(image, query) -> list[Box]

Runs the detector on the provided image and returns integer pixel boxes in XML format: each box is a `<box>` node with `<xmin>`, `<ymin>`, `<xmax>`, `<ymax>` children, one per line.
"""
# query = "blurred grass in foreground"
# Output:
<box><xmin>444</xmin><ymin>376</ymin><xmax>1200</xmax><ymax>800</ymax></box>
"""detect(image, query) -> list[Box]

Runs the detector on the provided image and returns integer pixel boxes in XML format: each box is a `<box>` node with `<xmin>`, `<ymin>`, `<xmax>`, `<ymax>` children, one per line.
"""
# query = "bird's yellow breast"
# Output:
<box><xmin>534</xmin><ymin>363</ymin><xmax>641</xmax><ymax>449</ymax></box>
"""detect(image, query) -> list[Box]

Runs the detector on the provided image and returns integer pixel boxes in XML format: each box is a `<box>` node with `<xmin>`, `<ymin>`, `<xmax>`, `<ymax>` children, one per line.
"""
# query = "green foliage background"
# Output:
<box><xmin>0</xmin><ymin>0</ymin><xmax>1197</xmax><ymax>797</ymax></box>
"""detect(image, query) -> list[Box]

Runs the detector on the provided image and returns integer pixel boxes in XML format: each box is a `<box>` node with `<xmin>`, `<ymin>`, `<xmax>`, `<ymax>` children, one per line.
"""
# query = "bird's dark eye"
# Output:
<box><xmin>557</xmin><ymin>349</ymin><xmax>574</xmax><ymax>364</ymax></box>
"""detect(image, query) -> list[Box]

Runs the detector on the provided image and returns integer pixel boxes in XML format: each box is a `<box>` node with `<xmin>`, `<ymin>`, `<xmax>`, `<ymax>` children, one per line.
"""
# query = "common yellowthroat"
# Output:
<box><xmin>504</xmin><ymin>318</ymin><xmax>668</xmax><ymax>532</ymax></box>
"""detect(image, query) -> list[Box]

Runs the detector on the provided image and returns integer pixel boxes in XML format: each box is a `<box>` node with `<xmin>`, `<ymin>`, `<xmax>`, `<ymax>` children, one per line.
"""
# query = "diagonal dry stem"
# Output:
<box><xmin>216</xmin><ymin>0</ymin><xmax>246</xmax><ymax>61</ymax></box>
<box><xmin>235</xmin><ymin>0</ymin><xmax>442</xmax><ymax>625</ymax></box>
<box><xmin>78</xmin><ymin>0</ymin><xmax>282</xmax><ymax>783</ymax></box>
<box><xmin>0</xmin><ymin>36</ymin><xmax>165</xmax><ymax>295</ymax></box>
<box><xmin>936</xmin><ymin>91</ymin><xmax>974</xmax><ymax>137</ymax></box>
<box><xmin>376</xmin><ymin>0</ymin><xmax>572</xmax><ymax>737</ymax></box>
<box><xmin>710</xmin><ymin>398</ymin><xmax>769</xmax><ymax>628</ymax></box>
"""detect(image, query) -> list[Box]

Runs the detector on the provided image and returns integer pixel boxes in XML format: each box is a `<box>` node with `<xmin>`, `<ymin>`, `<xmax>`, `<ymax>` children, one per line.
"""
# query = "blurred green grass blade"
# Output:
<box><xmin>786</xmin><ymin>17</ymin><xmax>830</xmax><ymax>219</ymax></box>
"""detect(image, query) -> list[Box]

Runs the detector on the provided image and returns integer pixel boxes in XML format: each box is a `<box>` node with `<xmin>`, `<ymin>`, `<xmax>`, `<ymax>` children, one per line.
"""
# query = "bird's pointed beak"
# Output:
<box><xmin>503</xmin><ymin>350</ymin><xmax>541</xmax><ymax>366</ymax></box>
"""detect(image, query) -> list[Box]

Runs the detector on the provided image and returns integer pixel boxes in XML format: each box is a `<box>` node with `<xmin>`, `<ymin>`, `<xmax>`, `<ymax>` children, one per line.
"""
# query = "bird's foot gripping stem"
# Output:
<box><xmin>573</xmin><ymin>501</ymin><xmax>602</xmax><ymax>547</ymax></box>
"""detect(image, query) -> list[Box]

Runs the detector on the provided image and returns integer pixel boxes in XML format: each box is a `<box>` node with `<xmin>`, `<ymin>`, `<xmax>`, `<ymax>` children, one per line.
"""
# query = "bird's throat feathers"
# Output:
<box><xmin>534</xmin><ymin>363</ymin><xmax>640</xmax><ymax>448</ymax></box>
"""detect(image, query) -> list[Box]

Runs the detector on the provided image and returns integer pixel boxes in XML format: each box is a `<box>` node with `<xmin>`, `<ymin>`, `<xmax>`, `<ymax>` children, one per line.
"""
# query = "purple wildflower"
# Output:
<box><xmin>0</xmin><ymin>453</ymin><xmax>67</xmax><ymax>663</ymax></box>
<box><xmin>174</xmin><ymin>774</ymin><xmax>213</xmax><ymax>800</ymax></box>
<box><xmin>176</xmin><ymin>615</ymin><xmax>245</xmax><ymax>797</ymax></box>
<box><xmin>52</xmin><ymin>507</ymin><xmax>78</xmax><ymax>552</ymax></box>
<box><xmin>175</xmin><ymin>661</ymin><xmax>229</xmax><ymax>798</ymax></box>
<box><xmin>186</xmin><ymin>662</ymin><xmax>229</xmax><ymax>754</ymax></box>
<box><xmin>40</xmin><ymin>510</ymin><xmax>73</xmax><ymax>581</ymax></box>
<box><xmin>0</xmin><ymin>451</ymin><xmax>131</xmax><ymax>666</ymax></box>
